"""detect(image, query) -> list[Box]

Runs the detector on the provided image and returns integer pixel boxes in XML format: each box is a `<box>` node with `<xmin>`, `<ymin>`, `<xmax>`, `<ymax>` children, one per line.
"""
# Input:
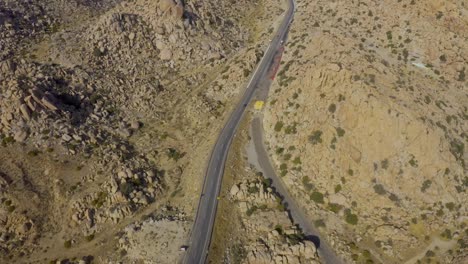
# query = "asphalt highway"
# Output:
<box><xmin>183</xmin><ymin>0</ymin><xmax>296</xmax><ymax>263</ymax></box>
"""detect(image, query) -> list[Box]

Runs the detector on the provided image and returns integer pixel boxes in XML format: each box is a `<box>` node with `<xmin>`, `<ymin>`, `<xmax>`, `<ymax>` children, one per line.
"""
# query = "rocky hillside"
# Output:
<box><xmin>0</xmin><ymin>0</ymin><xmax>281</xmax><ymax>262</ymax></box>
<box><xmin>264</xmin><ymin>0</ymin><xmax>467</xmax><ymax>263</ymax></box>
<box><xmin>228</xmin><ymin>176</ymin><xmax>320</xmax><ymax>264</ymax></box>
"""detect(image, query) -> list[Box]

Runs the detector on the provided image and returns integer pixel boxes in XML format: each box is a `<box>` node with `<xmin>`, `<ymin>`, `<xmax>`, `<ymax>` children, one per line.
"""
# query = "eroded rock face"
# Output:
<box><xmin>0</xmin><ymin>0</ymin><xmax>271</xmax><ymax>262</ymax></box>
<box><xmin>264</xmin><ymin>0</ymin><xmax>467</xmax><ymax>263</ymax></box>
<box><xmin>228</xmin><ymin>176</ymin><xmax>321</xmax><ymax>264</ymax></box>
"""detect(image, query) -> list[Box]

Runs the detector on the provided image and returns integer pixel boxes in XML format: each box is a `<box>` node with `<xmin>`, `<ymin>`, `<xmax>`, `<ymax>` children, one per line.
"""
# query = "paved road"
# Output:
<box><xmin>251</xmin><ymin>118</ymin><xmax>345</xmax><ymax>264</ymax></box>
<box><xmin>183</xmin><ymin>1</ymin><xmax>296</xmax><ymax>263</ymax></box>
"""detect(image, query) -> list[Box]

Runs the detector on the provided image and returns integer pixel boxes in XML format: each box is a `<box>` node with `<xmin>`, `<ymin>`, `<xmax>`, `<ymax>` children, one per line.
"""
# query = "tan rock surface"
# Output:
<box><xmin>264</xmin><ymin>0</ymin><xmax>467</xmax><ymax>263</ymax></box>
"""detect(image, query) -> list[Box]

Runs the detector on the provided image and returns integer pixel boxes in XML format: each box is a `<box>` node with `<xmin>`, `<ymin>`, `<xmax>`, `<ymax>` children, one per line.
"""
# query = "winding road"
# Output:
<box><xmin>250</xmin><ymin>117</ymin><xmax>344</xmax><ymax>264</ymax></box>
<box><xmin>183</xmin><ymin>0</ymin><xmax>295</xmax><ymax>263</ymax></box>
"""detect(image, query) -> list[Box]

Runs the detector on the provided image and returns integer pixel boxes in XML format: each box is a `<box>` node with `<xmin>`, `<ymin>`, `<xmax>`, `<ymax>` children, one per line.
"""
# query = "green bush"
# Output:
<box><xmin>262</xmin><ymin>178</ymin><xmax>272</xmax><ymax>188</ymax></box>
<box><xmin>345</xmin><ymin>213</ymin><xmax>358</xmax><ymax>225</ymax></box>
<box><xmin>274</xmin><ymin>121</ymin><xmax>284</xmax><ymax>132</ymax></box>
<box><xmin>381</xmin><ymin>159</ymin><xmax>389</xmax><ymax>169</ymax></box>
<box><xmin>373</xmin><ymin>184</ymin><xmax>386</xmax><ymax>195</ymax></box>
<box><xmin>345</xmin><ymin>209</ymin><xmax>358</xmax><ymax>225</ymax></box>
<box><xmin>284</xmin><ymin>123</ymin><xmax>297</xmax><ymax>134</ymax></box>
<box><xmin>85</xmin><ymin>234</ymin><xmax>95</xmax><ymax>242</ymax></box>
<box><xmin>27</xmin><ymin>149</ymin><xmax>41</xmax><ymax>156</ymax></box>
<box><xmin>276</xmin><ymin>147</ymin><xmax>284</xmax><ymax>154</ymax></box>
<box><xmin>328</xmin><ymin>203</ymin><xmax>342</xmax><ymax>213</ymax></box>
<box><xmin>64</xmin><ymin>240</ymin><xmax>72</xmax><ymax>248</ymax></box>
<box><xmin>445</xmin><ymin>202</ymin><xmax>455</xmax><ymax>211</ymax></box>
<box><xmin>2</xmin><ymin>136</ymin><xmax>15</xmax><ymax>146</ymax></box>
<box><xmin>7</xmin><ymin>205</ymin><xmax>15</xmax><ymax>213</ymax></box>
<box><xmin>421</xmin><ymin>180</ymin><xmax>432</xmax><ymax>192</ymax></box>
<box><xmin>308</xmin><ymin>130</ymin><xmax>323</xmax><ymax>145</ymax></box>
<box><xmin>167</xmin><ymin>148</ymin><xmax>185</xmax><ymax>161</ymax></box>
<box><xmin>336</xmin><ymin>127</ymin><xmax>345</xmax><ymax>137</ymax></box>
<box><xmin>328</xmin><ymin>104</ymin><xmax>336</xmax><ymax>113</ymax></box>
<box><xmin>302</xmin><ymin>176</ymin><xmax>314</xmax><ymax>191</ymax></box>
<box><xmin>292</xmin><ymin>157</ymin><xmax>301</xmax><ymax>165</ymax></box>
<box><xmin>334</xmin><ymin>184</ymin><xmax>342</xmax><ymax>193</ymax></box>
<box><xmin>310</xmin><ymin>191</ymin><xmax>324</xmax><ymax>204</ymax></box>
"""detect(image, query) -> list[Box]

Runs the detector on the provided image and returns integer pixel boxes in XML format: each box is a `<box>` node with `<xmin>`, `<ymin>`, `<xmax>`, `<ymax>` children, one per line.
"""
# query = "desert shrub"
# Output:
<box><xmin>421</xmin><ymin>180</ymin><xmax>432</xmax><ymax>192</ymax></box>
<box><xmin>409</xmin><ymin>155</ymin><xmax>419</xmax><ymax>167</ymax></box>
<box><xmin>1</xmin><ymin>136</ymin><xmax>14</xmax><ymax>146</ymax></box>
<box><xmin>328</xmin><ymin>203</ymin><xmax>342</xmax><ymax>213</ymax></box>
<box><xmin>457</xmin><ymin>68</ymin><xmax>466</xmax><ymax>82</ymax></box>
<box><xmin>302</xmin><ymin>176</ymin><xmax>314</xmax><ymax>191</ymax></box>
<box><xmin>276</xmin><ymin>147</ymin><xmax>284</xmax><ymax>154</ymax></box>
<box><xmin>310</xmin><ymin>191</ymin><xmax>324</xmax><ymax>204</ymax></box>
<box><xmin>308</xmin><ymin>130</ymin><xmax>323</xmax><ymax>145</ymax></box>
<box><xmin>93</xmin><ymin>47</ymin><xmax>105</xmax><ymax>57</ymax></box>
<box><xmin>389</xmin><ymin>193</ymin><xmax>399</xmax><ymax>203</ymax></box>
<box><xmin>7</xmin><ymin>205</ymin><xmax>15</xmax><ymax>213</ymax></box>
<box><xmin>334</xmin><ymin>184</ymin><xmax>342</xmax><ymax>193</ymax></box>
<box><xmin>336</xmin><ymin>127</ymin><xmax>345</xmax><ymax>137</ymax></box>
<box><xmin>386</xmin><ymin>31</ymin><xmax>392</xmax><ymax>40</ymax></box>
<box><xmin>445</xmin><ymin>202</ymin><xmax>455</xmax><ymax>211</ymax></box>
<box><xmin>262</xmin><ymin>178</ymin><xmax>272</xmax><ymax>188</ymax></box>
<box><xmin>64</xmin><ymin>240</ymin><xmax>72</xmax><ymax>248</ymax></box>
<box><xmin>27</xmin><ymin>149</ymin><xmax>41</xmax><ymax>156</ymax></box>
<box><xmin>381</xmin><ymin>159</ymin><xmax>389</xmax><ymax>169</ymax></box>
<box><xmin>284</xmin><ymin>123</ymin><xmax>297</xmax><ymax>134</ymax></box>
<box><xmin>292</xmin><ymin>157</ymin><xmax>301</xmax><ymax>165</ymax></box>
<box><xmin>441</xmin><ymin>229</ymin><xmax>452</xmax><ymax>239</ymax></box>
<box><xmin>328</xmin><ymin>103</ymin><xmax>336</xmax><ymax>113</ymax></box>
<box><xmin>373</xmin><ymin>184</ymin><xmax>386</xmax><ymax>195</ymax></box>
<box><xmin>85</xmin><ymin>234</ymin><xmax>95</xmax><ymax>242</ymax></box>
<box><xmin>167</xmin><ymin>148</ymin><xmax>185</xmax><ymax>161</ymax></box>
<box><xmin>274</xmin><ymin>121</ymin><xmax>284</xmax><ymax>132</ymax></box>
<box><xmin>345</xmin><ymin>212</ymin><xmax>358</xmax><ymax>225</ymax></box>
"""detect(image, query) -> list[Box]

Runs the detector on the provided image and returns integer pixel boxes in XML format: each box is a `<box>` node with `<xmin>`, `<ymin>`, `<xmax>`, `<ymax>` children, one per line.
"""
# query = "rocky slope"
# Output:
<box><xmin>0</xmin><ymin>0</ymin><xmax>282</xmax><ymax>262</ymax></box>
<box><xmin>228</xmin><ymin>176</ymin><xmax>320</xmax><ymax>264</ymax></box>
<box><xmin>264</xmin><ymin>0</ymin><xmax>467</xmax><ymax>263</ymax></box>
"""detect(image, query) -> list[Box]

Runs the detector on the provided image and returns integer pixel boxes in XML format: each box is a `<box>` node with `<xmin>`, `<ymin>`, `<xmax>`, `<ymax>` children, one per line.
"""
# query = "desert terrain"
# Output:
<box><xmin>263</xmin><ymin>0</ymin><xmax>467</xmax><ymax>263</ymax></box>
<box><xmin>0</xmin><ymin>0</ymin><xmax>466</xmax><ymax>263</ymax></box>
